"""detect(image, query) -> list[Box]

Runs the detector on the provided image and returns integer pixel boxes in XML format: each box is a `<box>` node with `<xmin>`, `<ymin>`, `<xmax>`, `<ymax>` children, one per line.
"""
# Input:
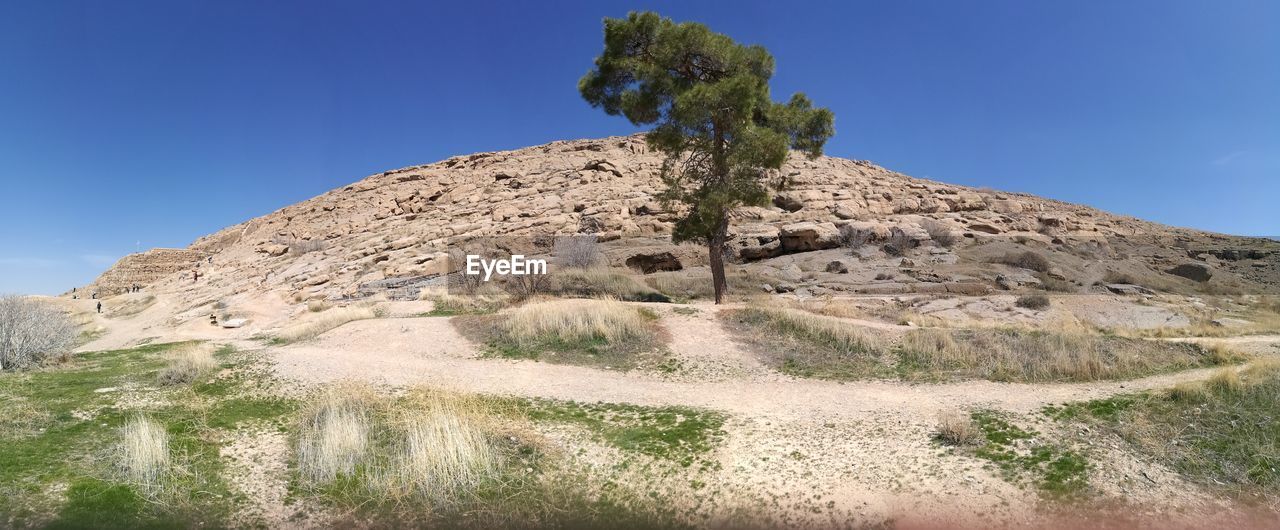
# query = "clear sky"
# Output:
<box><xmin>2</xmin><ymin>1</ymin><xmax>1276</xmax><ymax>294</ymax></box>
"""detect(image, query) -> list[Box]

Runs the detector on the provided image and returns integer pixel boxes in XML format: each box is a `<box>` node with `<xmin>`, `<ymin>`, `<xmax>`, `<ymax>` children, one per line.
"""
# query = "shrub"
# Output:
<box><xmin>502</xmin><ymin>272</ymin><xmax>552</xmax><ymax>300</ymax></box>
<box><xmin>156</xmin><ymin>344</ymin><xmax>218</xmax><ymax>385</ymax></box>
<box><xmin>553</xmin><ymin>235</ymin><xmax>602</xmax><ymax>269</ymax></box>
<box><xmin>118</xmin><ymin>415</ymin><xmax>170</xmax><ymax>488</ymax></box>
<box><xmin>936</xmin><ymin>411</ymin><xmax>980</xmax><ymax>446</ymax></box>
<box><xmin>0</xmin><ymin>295</ymin><xmax>77</xmax><ymax>370</ymax></box>
<box><xmin>838</xmin><ymin>224</ymin><xmax>873</xmax><ymax>250</ymax></box>
<box><xmin>1037</xmin><ymin>274</ymin><xmax>1075</xmax><ymax>292</ymax></box>
<box><xmin>1015</xmin><ymin>294</ymin><xmax>1051</xmax><ymax>310</ymax></box>
<box><xmin>996</xmin><ymin>251</ymin><xmax>1050</xmax><ymax>273</ymax></box>
<box><xmin>307</xmin><ymin>300</ymin><xmax>331</xmax><ymax>312</ymax></box>
<box><xmin>297</xmin><ymin>388</ymin><xmax>373</xmax><ymax>484</ymax></box>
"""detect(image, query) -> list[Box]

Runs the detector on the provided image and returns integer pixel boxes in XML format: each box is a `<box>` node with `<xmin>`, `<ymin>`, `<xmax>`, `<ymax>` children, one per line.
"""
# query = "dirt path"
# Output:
<box><xmin>261</xmin><ymin>309</ymin><xmax>1261</xmax><ymax>527</ymax></box>
<box><xmin>268</xmin><ymin>313</ymin><xmax>1241</xmax><ymax>420</ymax></box>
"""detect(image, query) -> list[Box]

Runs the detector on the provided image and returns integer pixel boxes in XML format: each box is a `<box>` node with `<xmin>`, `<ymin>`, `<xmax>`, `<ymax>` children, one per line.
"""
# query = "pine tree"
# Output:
<box><xmin>580</xmin><ymin>11</ymin><xmax>834</xmax><ymax>303</ymax></box>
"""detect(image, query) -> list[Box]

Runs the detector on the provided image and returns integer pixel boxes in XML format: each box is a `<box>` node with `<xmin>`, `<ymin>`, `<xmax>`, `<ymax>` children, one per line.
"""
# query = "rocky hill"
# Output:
<box><xmin>85</xmin><ymin>135</ymin><xmax>1279</xmax><ymax>315</ymax></box>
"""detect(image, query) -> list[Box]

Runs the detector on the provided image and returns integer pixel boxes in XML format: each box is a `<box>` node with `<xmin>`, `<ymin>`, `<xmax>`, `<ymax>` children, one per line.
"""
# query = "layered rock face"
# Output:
<box><xmin>84</xmin><ymin>135</ymin><xmax>1279</xmax><ymax>306</ymax></box>
<box><xmin>88</xmin><ymin>248</ymin><xmax>206</xmax><ymax>296</ymax></box>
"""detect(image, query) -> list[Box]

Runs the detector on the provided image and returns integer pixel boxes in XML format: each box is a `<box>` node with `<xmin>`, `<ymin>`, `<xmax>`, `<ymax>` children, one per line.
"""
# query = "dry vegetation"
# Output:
<box><xmin>898</xmin><ymin>327</ymin><xmax>1238</xmax><ymax>382</ymax></box>
<box><xmin>453</xmin><ymin>298</ymin><xmax>664</xmax><ymax>369</ymax></box>
<box><xmin>155</xmin><ymin>343</ymin><xmax>219</xmax><ymax>385</ymax></box>
<box><xmin>1049</xmin><ymin>360</ymin><xmax>1280</xmax><ymax>500</ymax></box>
<box><xmin>935</xmin><ymin>411</ymin><xmax>981</xmax><ymax>446</ymax></box>
<box><xmin>1015</xmin><ymin>294</ymin><xmax>1051</xmax><ymax>310</ymax></box>
<box><xmin>291</xmin><ymin>385</ymin><xmax>682</xmax><ymax>527</ymax></box>
<box><xmin>503</xmin><ymin>298</ymin><xmax>654</xmax><ymax>346</ymax></box>
<box><xmin>548</xmin><ymin>268</ymin><xmax>667</xmax><ymax>302</ymax></box>
<box><xmin>723</xmin><ymin>303</ymin><xmax>1243</xmax><ymax>382</ymax></box>
<box><xmin>118</xmin><ymin>415</ymin><xmax>170</xmax><ymax>490</ymax></box>
<box><xmin>272</xmin><ymin>304</ymin><xmax>383</xmax><ymax>344</ymax></box>
<box><xmin>298</xmin><ymin>386</ymin><xmax>374</xmax><ymax>484</ymax></box>
<box><xmin>721</xmin><ymin>307</ymin><xmax>888</xmax><ymax>379</ymax></box>
<box><xmin>0</xmin><ymin>295</ymin><xmax>77</xmax><ymax>371</ymax></box>
<box><xmin>993</xmin><ymin>250</ymin><xmax>1052</xmax><ymax>273</ymax></box>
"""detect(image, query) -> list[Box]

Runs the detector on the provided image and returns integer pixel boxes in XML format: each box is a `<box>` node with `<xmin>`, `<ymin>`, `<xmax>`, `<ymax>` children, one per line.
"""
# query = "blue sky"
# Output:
<box><xmin>1</xmin><ymin>1</ymin><xmax>1276</xmax><ymax>294</ymax></box>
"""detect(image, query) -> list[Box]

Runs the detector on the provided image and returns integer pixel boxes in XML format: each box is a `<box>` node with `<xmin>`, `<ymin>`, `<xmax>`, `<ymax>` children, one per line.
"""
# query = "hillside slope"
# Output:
<box><xmin>84</xmin><ymin>135</ymin><xmax>1278</xmax><ymax>317</ymax></box>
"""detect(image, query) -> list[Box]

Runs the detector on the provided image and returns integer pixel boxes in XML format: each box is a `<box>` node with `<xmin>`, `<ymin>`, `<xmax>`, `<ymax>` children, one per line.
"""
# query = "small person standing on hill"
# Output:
<box><xmin>96</xmin><ymin>301</ymin><xmax>102</xmax><ymax>314</ymax></box>
<box><xmin>193</xmin><ymin>269</ymin><xmax>200</xmax><ymax>282</ymax></box>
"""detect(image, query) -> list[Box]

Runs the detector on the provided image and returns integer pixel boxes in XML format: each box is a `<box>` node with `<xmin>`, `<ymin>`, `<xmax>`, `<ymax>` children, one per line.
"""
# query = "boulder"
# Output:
<box><xmin>825</xmin><ymin>260</ymin><xmax>850</xmax><ymax>274</ymax></box>
<box><xmin>1166</xmin><ymin>262</ymin><xmax>1213</xmax><ymax>282</ymax></box>
<box><xmin>624</xmin><ymin>252</ymin><xmax>683</xmax><ymax>274</ymax></box>
<box><xmin>779</xmin><ymin>222</ymin><xmax>841</xmax><ymax>252</ymax></box>
<box><xmin>1105</xmin><ymin>283</ymin><xmax>1155</xmax><ymax>296</ymax></box>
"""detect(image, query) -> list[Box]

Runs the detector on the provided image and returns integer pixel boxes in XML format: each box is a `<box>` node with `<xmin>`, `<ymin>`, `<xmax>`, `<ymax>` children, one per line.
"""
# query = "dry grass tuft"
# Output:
<box><xmin>785</xmin><ymin>298</ymin><xmax>865</xmax><ymax>320</ymax></box>
<box><xmin>549</xmin><ymin>268</ymin><xmax>664</xmax><ymax>301</ymax></box>
<box><xmin>274</xmin><ymin>305</ymin><xmax>381</xmax><ymax>344</ymax></box>
<box><xmin>502</xmin><ymin>298</ymin><xmax>652</xmax><ymax>346</ymax></box>
<box><xmin>1206</xmin><ymin>368</ymin><xmax>1243</xmax><ymax>394</ymax></box>
<box><xmin>1165</xmin><ymin>381</ymin><xmax>1208</xmax><ymax>402</ymax></box>
<box><xmin>935</xmin><ymin>411</ymin><xmax>981</xmax><ymax>446</ymax></box>
<box><xmin>899</xmin><ymin>327</ymin><xmax>1232</xmax><ymax>382</ymax></box>
<box><xmin>118</xmin><ymin>415</ymin><xmax>170</xmax><ymax>488</ymax></box>
<box><xmin>156</xmin><ymin>344</ymin><xmax>218</xmax><ymax>385</ymax></box>
<box><xmin>297</xmin><ymin>386</ymin><xmax>375</xmax><ymax>484</ymax></box>
<box><xmin>426</xmin><ymin>293</ymin><xmax>509</xmax><ymax>315</ymax></box>
<box><xmin>723</xmin><ymin>306</ymin><xmax>888</xmax><ymax>380</ymax></box>
<box><xmin>373</xmin><ymin>391</ymin><xmax>506</xmax><ymax>504</ymax></box>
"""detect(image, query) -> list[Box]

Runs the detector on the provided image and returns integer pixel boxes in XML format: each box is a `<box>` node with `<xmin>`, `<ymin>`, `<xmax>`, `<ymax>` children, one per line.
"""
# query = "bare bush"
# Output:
<box><xmin>838</xmin><ymin>224</ymin><xmax>873</xmax><ymax>251</ymax></box>
<box><xmin>447</xmin><ymin>248</ymin><xmax>484</xmax><ymax>295</ymax></box>
<box><xmin>553</xmin><ymin>235</ymin><xmax>602</xmax><ymax>269</ymax></box>
<box><xmin>995</xmin><ymin>251</ymin><xmax>1050</xmax><ymax>273</ymax></box>
<box><xmin>1015</xmin><ymin>294</ymin><xmax>1051</xmax><ymax>310</ymax></box>
<box><xmin>935</xmin><ymin>411</ymin><xmax>981</xmax><ymax>446</ymax></box>
<box><xmin>0</xmin><ymin>295</ymin><xmax>77</xmax><ymax>371</ymax></box>
<box><xmin>502</xmin><ymin>272</ymin><xmax>551</xmax><ymax>299</ymax></box>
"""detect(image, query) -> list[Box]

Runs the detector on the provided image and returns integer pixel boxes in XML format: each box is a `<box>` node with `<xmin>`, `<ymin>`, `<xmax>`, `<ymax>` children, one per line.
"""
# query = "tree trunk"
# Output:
<box><xmin>708</xmin><ymin>216</ymin><xmax>730</xmax><ymax>304</ymax></box>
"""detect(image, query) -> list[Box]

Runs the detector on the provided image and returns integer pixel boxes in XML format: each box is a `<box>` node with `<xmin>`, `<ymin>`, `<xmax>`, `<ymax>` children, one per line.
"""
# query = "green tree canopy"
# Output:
<box><xmin>580</xmin><ymin>11</ymin><xmax>834</xmax><ymax>303</ymax></box>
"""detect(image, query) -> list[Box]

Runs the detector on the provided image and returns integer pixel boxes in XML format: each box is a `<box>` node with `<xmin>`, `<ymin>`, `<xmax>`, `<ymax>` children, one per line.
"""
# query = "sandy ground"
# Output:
<box><xmin>259</xmin><ymin>303</ymin><xmax>1279</xmax><ymax>527</ymax></box>
<box><xmin>63</xmin><ymin>293</ymin><xmax>1280</xmax><ymax>528</ymax></box>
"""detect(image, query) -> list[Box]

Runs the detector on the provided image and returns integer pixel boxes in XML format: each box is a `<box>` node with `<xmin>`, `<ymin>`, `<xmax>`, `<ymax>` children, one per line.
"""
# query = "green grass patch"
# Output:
<box><xmin>963</xmin><ymin>410</ymin><xmax>1090</xmax><ymax>499</ymax></box>
<box><xmin>518</xmin><ymin>400</ymin><xmax>727</xmax><ymax>468</ymax></box>
<box><xmin>0</xmin><ymin>341</ymin><xmax>298</xmax><ymax>527</ymax></box>
<box><xmin>1047</xmin><ymin>363</ymin><xmax>1280</xmax><ymax>501</ymax></box>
